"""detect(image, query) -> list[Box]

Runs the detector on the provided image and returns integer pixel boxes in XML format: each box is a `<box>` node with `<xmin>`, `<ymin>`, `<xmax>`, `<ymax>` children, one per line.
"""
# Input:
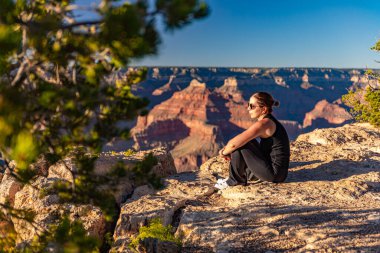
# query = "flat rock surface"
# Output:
<box><xmin>113</xmin><ymin>123</ymin><xmax>380</xmax><ymax>252</ymax></box>
<box><xmin>178</xmin><ymin>123</ymin><xmax>380</xmax><ymax>252</ymax></box>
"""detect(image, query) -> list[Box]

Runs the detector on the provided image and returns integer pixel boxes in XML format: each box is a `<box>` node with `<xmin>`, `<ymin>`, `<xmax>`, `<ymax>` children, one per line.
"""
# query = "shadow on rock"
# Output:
<box><xmin>169</xmin><ymin>172</ymin><xmax>201</xmax><ymax>182</ymax></box>
<box><xmin>289</xmin><ymin>160</ymin><xmax>322</xmax><ymax>168</ymax></box>
<box><xmin>287</xmin><ymin>158</ymin><xmax>380</xmax><ymax>182</ymax></box>
<box><xmin>178</xmin><ymin>204</ymin><xmax>380</xmax><ymax>253</ymax></box>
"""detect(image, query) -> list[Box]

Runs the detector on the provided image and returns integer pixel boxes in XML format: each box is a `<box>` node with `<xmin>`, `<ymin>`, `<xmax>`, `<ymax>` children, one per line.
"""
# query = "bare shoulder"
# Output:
<box><xmin>258</xmin><ymin>117</ymin><xmax>276</xmax><ymax>138</ymax></box>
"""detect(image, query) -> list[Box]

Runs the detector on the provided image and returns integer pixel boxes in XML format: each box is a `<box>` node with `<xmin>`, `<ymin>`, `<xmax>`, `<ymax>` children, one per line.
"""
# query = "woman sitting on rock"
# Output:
<box><xmin>215</xmin><ymin>91</ymin><xmax>290</xmax><ymax>190</ymax></box>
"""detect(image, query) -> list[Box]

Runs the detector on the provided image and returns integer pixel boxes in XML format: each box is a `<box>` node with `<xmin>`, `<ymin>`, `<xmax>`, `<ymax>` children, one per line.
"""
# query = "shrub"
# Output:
<box><xmin>129</xmin><ymin>218</ymin><xmax>181</xmax><ymax>252</ymax></box>
<box><xmin>342</xmin><ymin>85</ymin><xmax>380</xmax><ymax>127</ymax></box>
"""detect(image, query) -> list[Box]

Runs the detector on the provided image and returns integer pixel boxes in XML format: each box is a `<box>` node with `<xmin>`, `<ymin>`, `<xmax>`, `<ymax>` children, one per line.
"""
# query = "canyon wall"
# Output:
<box><xmin>117</xmin><ymin>67</ymin><xmax>374</xmax><ymax>172</ymax></box>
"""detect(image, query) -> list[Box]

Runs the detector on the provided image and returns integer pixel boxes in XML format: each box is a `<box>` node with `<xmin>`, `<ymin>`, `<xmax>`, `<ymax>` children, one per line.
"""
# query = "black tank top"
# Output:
<box><xmin>260</xmin><ymin>114</ymin><xmax>290</xmax><ymax>181</ymax></box>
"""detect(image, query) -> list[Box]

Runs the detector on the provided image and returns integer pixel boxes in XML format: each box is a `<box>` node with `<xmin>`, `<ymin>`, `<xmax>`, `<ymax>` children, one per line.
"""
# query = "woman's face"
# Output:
<box><xmin>248</xmin><ymin>97</ymin><xmax>265</xmax><ymax>119</ymax></box>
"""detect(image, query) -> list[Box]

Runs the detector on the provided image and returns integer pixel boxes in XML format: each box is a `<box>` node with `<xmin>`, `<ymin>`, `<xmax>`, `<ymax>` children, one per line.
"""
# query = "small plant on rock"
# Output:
<box><xmin>123</xmin><ymin>149</ymin><xmax>136</xmax><ymax>157</ymax></box>
<box><xmin>342</xmin><ymin>80</ymin><xmax>380</xmax><ymax>127</ymax></box>
<box><xmin>129</xmin><ymin>218</ymin><xmax>181</xmax><ymax>252</ymax></box>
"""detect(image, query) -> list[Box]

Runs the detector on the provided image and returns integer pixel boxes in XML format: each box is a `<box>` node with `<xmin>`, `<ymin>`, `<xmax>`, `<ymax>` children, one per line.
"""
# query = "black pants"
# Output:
<box><xmin>226</xmin><ymin>139</ymin><xmax>287</xmax><ymax>186</ymax></box>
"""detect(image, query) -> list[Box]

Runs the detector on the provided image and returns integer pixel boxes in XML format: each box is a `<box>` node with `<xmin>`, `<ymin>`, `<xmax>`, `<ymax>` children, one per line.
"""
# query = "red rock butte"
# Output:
<box><xmin>117</xmin><ymin>67</ymin><xmax>375</xmax><ymax>172</ymax></box>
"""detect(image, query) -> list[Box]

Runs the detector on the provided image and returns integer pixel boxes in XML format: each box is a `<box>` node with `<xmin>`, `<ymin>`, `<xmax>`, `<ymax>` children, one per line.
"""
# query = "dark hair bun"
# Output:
<box><xmin>273</xmin><ymin>100</ymin><xmax>280</xmax><ymax>107</ymax></box>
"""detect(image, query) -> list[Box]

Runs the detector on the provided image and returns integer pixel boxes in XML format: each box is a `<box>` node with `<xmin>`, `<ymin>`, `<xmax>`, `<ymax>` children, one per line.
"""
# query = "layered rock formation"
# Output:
<box><xmin>113</xmin><ymin>123</ymin><xmax>380</xmax><ymax>252</ymax></box>
<box><xmin>132</xmin><ymin>79</ymin><xmax>225</xmax><ymax>172</ymax></box>
<box><xmin>303</xmin><ymin>99</ymin><xmax>353</xmax><ymax>128</ymax></box>
<box><xmin>126</xmin><ymin>67</ymin><xmax>372</xmax><ymax>171</ymax></box>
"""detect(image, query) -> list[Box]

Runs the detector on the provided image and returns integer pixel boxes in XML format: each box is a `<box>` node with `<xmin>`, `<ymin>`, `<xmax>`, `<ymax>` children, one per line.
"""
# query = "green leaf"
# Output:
<box><xmin>39</xmin><ymin>90</ymin><xmax>57</xmax><ymax>108</ymax></box>
<box><xmin>0</xmin><ymin>25</ymin><xmax>21</xmax><ymax>53</ymax></box>
<box><xmin>129</xmin><ymin>218</ymin><xmax>181</xmax><ymax>251</ymax></box>
<box><xmin>11</xmin><ymin>131</ymin><xmax>38</xmax><ymax>170</ymax></box>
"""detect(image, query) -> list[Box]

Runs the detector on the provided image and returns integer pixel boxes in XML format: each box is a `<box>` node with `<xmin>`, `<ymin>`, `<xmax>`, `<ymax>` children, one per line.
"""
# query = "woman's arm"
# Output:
<box><xmin>222</xmin><ymin>119</ymin><xmax>274</xmax><ymax>155</ymax></box>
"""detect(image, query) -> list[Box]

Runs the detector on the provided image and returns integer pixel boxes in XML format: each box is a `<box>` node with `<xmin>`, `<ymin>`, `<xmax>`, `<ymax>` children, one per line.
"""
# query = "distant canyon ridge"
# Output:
<box><xmin>106</xmin><ymin>67</ymin><xmax>374</xmax><ymax>172</ymax></box>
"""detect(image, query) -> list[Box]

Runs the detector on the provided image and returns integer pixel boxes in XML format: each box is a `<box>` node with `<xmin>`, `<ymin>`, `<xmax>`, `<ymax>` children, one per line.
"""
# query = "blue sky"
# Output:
<box><xmin>78</xmin><ymin>0</ymin><xmax>380</xmax><ymax>68</ymax></box>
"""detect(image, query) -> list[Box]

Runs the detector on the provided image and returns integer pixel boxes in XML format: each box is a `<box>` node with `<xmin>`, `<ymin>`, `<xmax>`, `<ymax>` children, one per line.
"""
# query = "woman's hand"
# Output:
<box><xmin>219</xmin><ymin>148</ymin><xmax>231</xmax><ymax>161</ymax></box>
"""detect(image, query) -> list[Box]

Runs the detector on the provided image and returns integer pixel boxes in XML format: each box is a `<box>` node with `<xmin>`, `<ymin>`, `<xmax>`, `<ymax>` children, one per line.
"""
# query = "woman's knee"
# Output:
<box><xmin>231</xmin><ymin>149</ymin><xmax>241</xmax><ymax>160</ymax></box>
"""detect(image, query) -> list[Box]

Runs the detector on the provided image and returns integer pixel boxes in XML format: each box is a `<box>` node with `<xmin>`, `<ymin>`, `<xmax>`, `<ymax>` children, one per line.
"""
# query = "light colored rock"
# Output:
<box><xmin>137</xmin><ymin>237</ymin><xmax>180</xmax><ymax>253</ymax></box>
<box><xmin>199</xmin><ymin>155</ymin><xmax>229</xmax><ymax>179</ymax></box>
<box><xmin>303</xmin><ymin>99</ymin><xmax>352</xmax><ymax>128</ymax></box>
<box><xmin>112</xmin><ymin>172</ymin><xmax>214</xmax><ymax>252</ymax></box>
<box><xmin>46</xmin><ymin>147</ymin><xmax>176</xmax><ymax>207</ymax></box>
<box><xmin>367</xmin><ymin>213</ymin><xmax>380</xmax><ymax>223</ymax></box>
<box><xmin>68</xmin><ymin>205</ymin><xmax>106</xmax><ymax>238</ymax></box>
<box><xmin>130</xmin><ymin>185</ymin><xmax>155</xmax><ymax>200</ymax></box>
<box><xmin>47</xmin><ymin>158</ymin><xmax>75</xmax><ymax>182</ymax></box>
<box><xmin>294</xmin><ymin>230</ymin><xmax>326</xmax><ymax>243</ymax></box>
<box><xmin>274</xmin><ymin>76</ymin><xmax>288</xmax><ymax>87</ymax></box>
<box><xmin>94</xmin><ymin>147</ymin><xmax>176</xmax><ymax>177</ymax></box>
<box><xmin>296</xmin><ymin>123</ymin><xmax>380</xmax><ymax>146</ymax></box>
<box><xmin>255</xmin><ymin>226</ymin><xmax>280</xmax><ymax>236</ymax></box>
<box><xmin>112</xmin><ymin>196</ymin><xmax>186</xmax><ymax>252</ymax></box>
<box><xmin>174</xmin><ymin>124</ymin><xmax>380</xmax><ymax>251</ymax></box>
<box><xmin>94</xmin><ymin>147</ymin><xmax>176</xmax><ymax>205</ymax></box>
<box><xmin>30</xmin><ymin>155</ymin><xmax>51</xmax><ymax>177</ymax></box>
<box><xmin>152</xmin><ymin>75</ymin><xmax>175</xmax><ymax>96</ymax></box>
<box><xmin>8</xmin><ymin>160</ymin><xmax>17</xmax><ymax>169</ymax></box>
<box><xmin>0</xmin><ymin>172</ymin><xmax>23</xmax><ymax>207</ymax></box>
<box><xmin>12</xmin><ymin>177</ymin><xmax>105</xmax><ymax>244</ymax></box>
<box><xmin>1</xmin><ymin>147</ymin><xmax>177</xmax><ymax>248</ymax></box>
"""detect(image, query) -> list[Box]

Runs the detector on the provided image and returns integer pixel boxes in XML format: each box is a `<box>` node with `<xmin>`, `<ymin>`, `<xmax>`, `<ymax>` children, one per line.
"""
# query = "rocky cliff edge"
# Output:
<box><xmin>1</xmin><ymin>123</ymin><xmax>379</xmax><ymax>252</ymax></box>
<box><xmin>113</xmin><ymin>123</ymin><xmax>380</xmax><ymax>252</ymax></box>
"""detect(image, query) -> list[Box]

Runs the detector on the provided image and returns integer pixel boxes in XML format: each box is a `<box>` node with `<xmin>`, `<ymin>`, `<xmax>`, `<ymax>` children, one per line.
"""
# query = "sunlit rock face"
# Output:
<box><xmin>123</xmin><ymin>67</ymin><xmax>371</xmax><ymax>172</ymax></box>
<box><xmin>132</xmin><ymin>79</ymin><xmax>224</xmax><ymax>172</ymax></box>
<box><xmin>303</xmin><ymin>99</ymin><xmax>353</xmax><ymax>129</ymax></box>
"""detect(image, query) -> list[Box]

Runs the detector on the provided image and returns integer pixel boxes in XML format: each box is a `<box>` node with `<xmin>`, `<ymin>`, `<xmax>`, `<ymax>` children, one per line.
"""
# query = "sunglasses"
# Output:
<box><xmin>247</xmin><ymin>103</ymin><xmax>262</xmax><ymax>110</ymax></box>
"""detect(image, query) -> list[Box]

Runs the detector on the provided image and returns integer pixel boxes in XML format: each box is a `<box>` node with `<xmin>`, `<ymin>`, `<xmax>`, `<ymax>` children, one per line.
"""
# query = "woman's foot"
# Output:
<box><xmin>214</xmin><ymin>180</ymin><xmax>230</xmax><ymax>190</ymax></box>
<box><xmin>217</xmin><ymin>178</ymin><xmax>228</xmax><ymax>184</ymax></box>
